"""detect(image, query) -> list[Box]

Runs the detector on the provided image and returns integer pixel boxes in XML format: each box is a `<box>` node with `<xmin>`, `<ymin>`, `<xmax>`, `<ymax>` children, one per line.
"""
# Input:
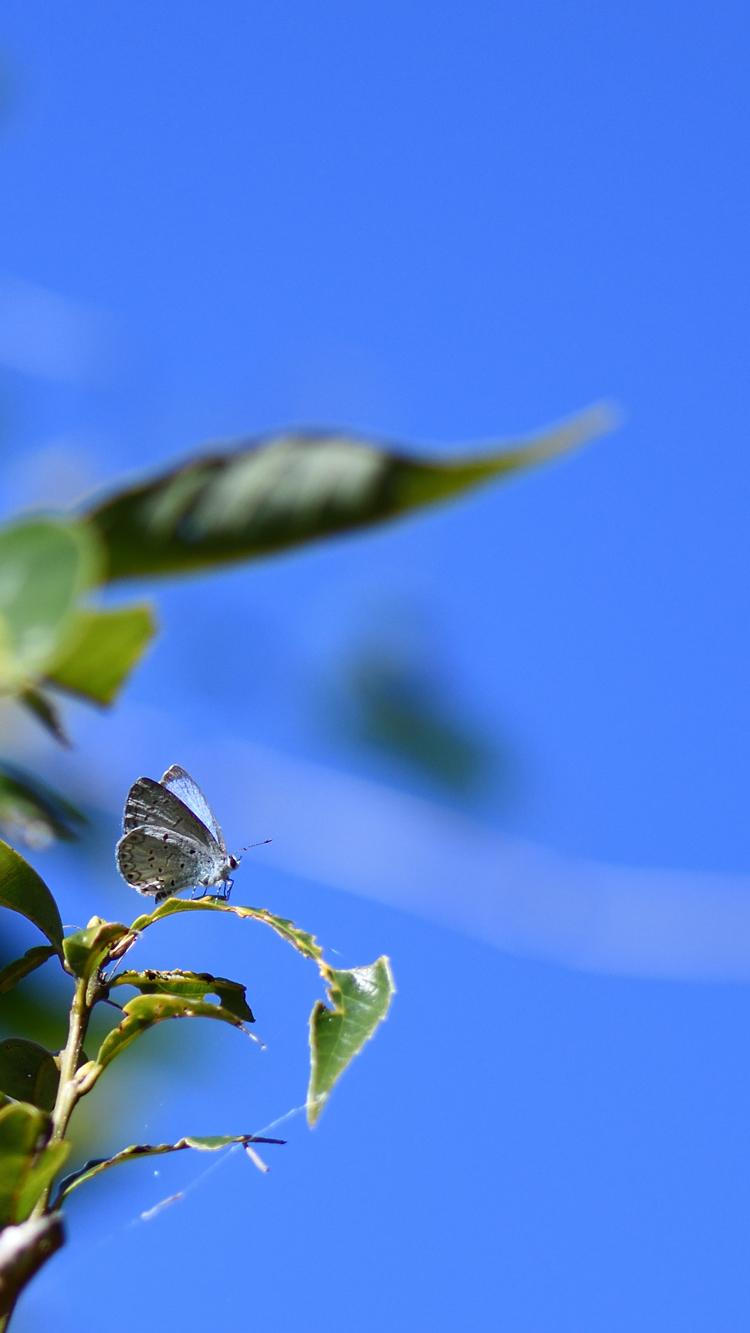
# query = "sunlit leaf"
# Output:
<box><xmin>307</xmin><ymin>957</ymin><xmax>395</xmax><ymax>1126</ymax></box>
<box><xmin>0</xmin><ymin>764</ymin><xmax>86</xmax><ymax>850</ymax></box>
<box><xmin>53</xmin><ymin>1132</ymin><xmax>285</xmax><ymax>1205</ymax></box>
<box><xmin>95</xmin><ymin>992</ymin><xmax>251</xmax><ymax>1071</ymax></box>
<box><xmin>0</xmin><ymin>518</ymin><xmax>99</xmax><ymax>690</ymax></box>
<box><xmin>130</xmin><ymin>896</ymin><xmax>323</xmax><ymax>963</ymax></box>
<box><xmin>111</xmin><ymin>969</ymin><xmax>254</xmax><ymax>1022</ymax></box>
<box><xmin>0</xmin><ymin>1101</ymin><xmax>50</xmax><ymax>1227</ymax></box>
<box><xmin>86</xmin><ymin>406</ymin><xmax>615</xmax><ymax>581</ymax></box>
<box><xmin>46</xmin><ymin>604</ymin><xmax>156</xmax><ymax>706</ymax></box>
<box><xmin>0</xmin><ymin>1039</ymin><xmax>59</xmax><ymax>1113</ymax></box>
<box><xmin>0</xmin><ymin>840</ymin><xmax>64</xmax><ymax>957</ymax></box>
<box><xmin>62</xmin><ymin>919</ymin><xmax>132</xmax><ymax>982</ymax></box>
<box><xmin>0</xmin><ymin>947</ymin><xmax>57</xmax><ymax>997</ymax></box>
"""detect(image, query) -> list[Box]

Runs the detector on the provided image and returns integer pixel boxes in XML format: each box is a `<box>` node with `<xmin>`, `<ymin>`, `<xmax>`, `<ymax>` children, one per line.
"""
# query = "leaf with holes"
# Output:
<box><xmin>308</xmin><ymin>957</ymin><xmax>395</xmax><ymax>1125</ymax></box>
<box><xmin>130</xmin><ymin>895</ymin><xmax>322</xmax><ymax>963</ymax></box>
<box><xmin>110</xmin><ymin>969</ymin><xmax>254</xmax><ymax>1022</ymax></box>
<box><xmin>85</xmin><ymin>406</ymin><xmax>615</xmax><ymax>581</ymax></box>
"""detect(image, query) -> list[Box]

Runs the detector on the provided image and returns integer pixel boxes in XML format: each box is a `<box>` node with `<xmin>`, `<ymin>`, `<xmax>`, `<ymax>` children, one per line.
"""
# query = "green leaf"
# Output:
<box><xmin>14</xmin><ymin>1141</ymin><xmax>70</xmax><ymax>1222</ymax></box>
<box><xmin>0</xmin><ymin>764</ymin><xmax>87</xmax><ymax>850</ymax></box>
<box><xmin>130</xmin><ymin>896</ymin><xmax>323</xmax><ymax>963</ymax></box>
<box><xmin>86</xmin><ymin>406</ymin><xmax>615</xmax><ymax>581</ymax></box>
<box><xmin>46</xmin><ymin>604</ymin><xmax>157</xmax><ymax>706</ymax></box>
<box><xmin>0</xmin><ymin>840</ymin><xmax>64</xmax><ymax>957</ymax></box>
<box><xmin>0</xmin><ymin>518</ymin><xmax>100</xmax><ymax>689</ymax></box>
<box><xmin>0</xmin><ymin>1101</ymin><xmax>50</xmax><ymax>1226</ymax></box>
<box><xmin>94</xmin><ymin>992</ymin><xmax>251</xmax><ymax>1071</ymax></box>
<box><xmin>53</xmin><ymin>1132</ymin><xmax>285</xmax><ymax>1205</ymax></box>
<box><xmin>307</xmin><ymin>957</ymin><xmax>395</xmax><ymax>1126</ymax></box>
<box><xmin>0</xmin><ymin>948</ymin><xmax>57</xmax><ymax>997</ymax></box>
<box><xmin>0</xmin><ymin>1040</ymin><xmax>59</xmax><ymax>1113</ymax></box>
<box><xmin>110</xmin><ymin>969</ymin><xmax>255</xmax><ymax>1022</ymax></box>
<box><xmin>62</xmin><ymin>919</ymin><xmax>132</xmax><ymax>982</ymax></box>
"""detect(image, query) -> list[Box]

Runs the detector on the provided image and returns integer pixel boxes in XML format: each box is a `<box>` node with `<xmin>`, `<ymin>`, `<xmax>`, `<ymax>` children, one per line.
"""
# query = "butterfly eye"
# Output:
<box><xmin>228</xmin><ymin>855</ymin><xmax>238</xmax><ymax>870</ymax></box>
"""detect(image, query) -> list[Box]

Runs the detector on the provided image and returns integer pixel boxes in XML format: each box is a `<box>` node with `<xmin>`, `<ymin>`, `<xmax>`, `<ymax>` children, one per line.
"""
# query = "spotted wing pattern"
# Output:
<box><xmin>116</xmin><ymin>825</ymin><xmax>221</xmax><ymax>902</ymax></box>
<box><xmin>160</xmin><ymin>765</ymin><xmax>226</xmax><ymax>851</ymax></box>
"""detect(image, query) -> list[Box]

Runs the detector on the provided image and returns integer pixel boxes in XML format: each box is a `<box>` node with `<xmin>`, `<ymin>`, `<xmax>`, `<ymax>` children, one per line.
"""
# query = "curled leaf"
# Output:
<box><xmin>62</xmin><ymin>920</ymin><xmax>131</xmax><ymax>982</ymax></box>
<box><xmin>53</xmin><ymin>1132</ymin><xmax>285</xmax><ymax>1205</ymax></box>
<box><xmin>95</xmin><ymin>992</ymin><xmax>252</xmax><ymax>1071</ymax></box>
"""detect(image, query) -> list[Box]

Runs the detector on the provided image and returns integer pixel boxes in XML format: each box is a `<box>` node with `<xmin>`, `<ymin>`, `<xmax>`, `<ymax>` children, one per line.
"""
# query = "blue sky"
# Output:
<box><xmin>1</xmin><ymin>2</ymin><xmax>750</xmax><ymax>1329</ymax></box>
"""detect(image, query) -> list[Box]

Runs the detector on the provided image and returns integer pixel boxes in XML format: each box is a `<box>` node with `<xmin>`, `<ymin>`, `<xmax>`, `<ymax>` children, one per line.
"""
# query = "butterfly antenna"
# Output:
<box><xmin>233</xmin><ymin>839</ymin><xmax>272</xmax><ymax>854</ymax></box>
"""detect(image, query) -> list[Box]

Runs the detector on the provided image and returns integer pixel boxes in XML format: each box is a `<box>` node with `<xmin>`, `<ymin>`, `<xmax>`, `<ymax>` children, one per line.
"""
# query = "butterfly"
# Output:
<box><xmin>116</xmin><ymin>765</ymin><xmax>244</xmax><ymax>905</ymax></box>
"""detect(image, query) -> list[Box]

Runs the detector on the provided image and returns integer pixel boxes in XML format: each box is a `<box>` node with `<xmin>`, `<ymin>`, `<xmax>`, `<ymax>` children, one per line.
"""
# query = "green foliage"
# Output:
<box><xmin>0</xmin><ymin>949</ymin><xmax>57</xmax><ymax>998</ymax></box>
<box><xmin>0</xmin><ymin>520</ymin><xmax>98</xmax><ymax>693</ymax></box>
<box><xmin>308</xmin><ymin>959</ymin><xmax>396</xmax><ymax>1125</ymax></box>
<box><xmin>0</xmin><ymin>841</ymin><xmax>64</xmax><ymax>958</ymax></box>
<box><xmin>85</xmin><ymin>406</ymin><xmax>611</xmax><ymax>581</ymax></box>
<box><xmin>0</xmin><ymin>1041</ymin><xmax>58</xmax><ymax>1113</ymax></box>
<box><xmin>0</xmin><ymin>1102</ymin><xmax>71</xmax><ymax>1227</ymax></box>
<box><xmin>54</xmin><ymin>1132</ymin><xmax>286</xmax><ymax>1206</ymax></box>
<box><xmin>0</xmin><ymin>406</ymin><xmax>608</xmax><ymax>1324</ymax></box>
<box><xmin>94</xmin><ymin>992</ymin><xmax>250</xmax><ymax>1070</ymax></box>
<box><xmin>111</xmin><ymin>969</ymin><xmax>255</xmax><ymax>1023</ymax></box>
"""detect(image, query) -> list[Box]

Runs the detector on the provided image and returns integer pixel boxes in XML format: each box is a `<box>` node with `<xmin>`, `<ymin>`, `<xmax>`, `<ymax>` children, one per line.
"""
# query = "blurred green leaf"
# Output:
<box><xmin>0</xmin><ymin>949</ymin><xmax>57</xmax><ymax>998</ymax></box>
<box><xmin>94</xmin><ymin>992</ymin><xmax>251</xmax><ymax>1071</ymax></box>
<box><xmin>346</xmin><ymin>653</ymin><xmax>492</xmax><ymax>793</ymax></box>
<box><xmin>111</xmin><ymin>969</ymin><xmax>254</xmax><ymax>1023</ymax></box>
<box><xmin>18</xmin><ymin>686</ymin><xmax>69</xmax><ymax>747</ymax></box>
<box><xmin>62</xmin><ymin>920</ymin><xmax>131</xmax><ymax>982</ymax></box>
<box><xmin>0</xmin><ymin>764</ymin><xmax>86</xmax><ymax>850</ymax></box>
<box><xmin>308</xmin><ymin>957</ymin><xmax>395</xmax><ymax>1126</ymax></box>
<box><xmin>54</xmin><ymin>1132</ymin><xmax>285</xmax><ymax>1205</ymax></box>
<box><xmin>131</xmin><ymin>896</ymin><xmax>323</xmax><ymax>963</ymax></box>
<box><xmin>0</xmin><ymin>519</ymin><xmax>99</xmax><ymax>690</ymax></box>
<box><xmin>46</xmin><ymin>604</ymin><xmax>156</xmax><ymax>706</ymax></box>
<box><xmin>14</xmin><ymin>1141</ymin><xmax>70</xmax><ymax>1222</ymax></box>
<box><xmin>0</xmin><ymin>841</ymin><xmax>64</xmax><ymax>957</ymax></box>
<box><xmin>0</xmin><ymin>1101</ymin><xmax>50</xmax><ymax>1226</ymax></box>
<box><xmin>86</xmin><ymin>406</ymin><xmax>614</xmax><ymax>581</ymax></box>
<box><xmin>0</xmin><ymin>1039</ymin><xmax>59</xmax><ymax>1113</ymax></box>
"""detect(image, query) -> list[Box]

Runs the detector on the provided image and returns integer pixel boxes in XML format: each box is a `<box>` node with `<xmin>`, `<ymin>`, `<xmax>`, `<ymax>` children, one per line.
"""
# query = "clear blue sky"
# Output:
<box><xmin>1</xmin><ymin>2</ymin><xmax>750</xmax><ymax>1329</ymax></box>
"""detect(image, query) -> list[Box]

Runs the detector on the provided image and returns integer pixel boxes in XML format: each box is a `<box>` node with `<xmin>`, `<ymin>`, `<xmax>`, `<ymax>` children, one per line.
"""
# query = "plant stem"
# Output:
<box><xmin>30</xmin><ymin>975</ymin><xmax>92</xmax><ymax>1221</ymax></box>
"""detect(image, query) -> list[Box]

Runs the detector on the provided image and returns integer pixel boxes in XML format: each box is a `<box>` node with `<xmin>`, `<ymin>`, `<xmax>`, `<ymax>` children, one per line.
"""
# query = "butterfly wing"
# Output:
<box><xmin>123</xmin><ymin>775</ymin><xmax>219</xmax><ymax>845</ymax></box>
<box><xmin>160</xmin><ymin>765</ymin><xmax>226</xmax><ymax>852</ymax></box>
<box><xmin>116</xmin><ymin>825</ymin><xmax>221</xmax><ymax>901</ymax></box>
